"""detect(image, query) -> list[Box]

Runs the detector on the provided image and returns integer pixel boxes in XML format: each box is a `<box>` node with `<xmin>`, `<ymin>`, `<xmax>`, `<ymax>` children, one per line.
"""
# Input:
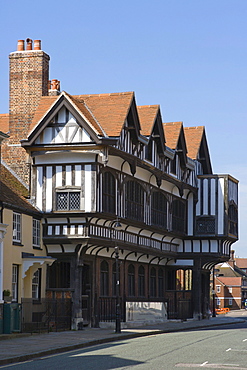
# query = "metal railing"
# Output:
<box><xmin>21</xmin><ymin>298</ymin><xmax>72</xmax><ymax>333</ymax></box>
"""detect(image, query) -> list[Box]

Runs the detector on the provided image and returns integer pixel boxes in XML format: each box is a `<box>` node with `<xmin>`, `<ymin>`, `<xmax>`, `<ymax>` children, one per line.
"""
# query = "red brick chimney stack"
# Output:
<box><xmin>2</xmin><ymin>38</ymin><xmax>50</xmax><ymax>184</ymax></box>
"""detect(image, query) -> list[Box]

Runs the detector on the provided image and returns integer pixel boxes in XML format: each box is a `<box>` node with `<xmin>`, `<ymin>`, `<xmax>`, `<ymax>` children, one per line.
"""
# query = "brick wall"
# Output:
<box><xmin>2</xmin><ymin>41</ymin><xmax>50</xmax><ymax>185</ymax></box>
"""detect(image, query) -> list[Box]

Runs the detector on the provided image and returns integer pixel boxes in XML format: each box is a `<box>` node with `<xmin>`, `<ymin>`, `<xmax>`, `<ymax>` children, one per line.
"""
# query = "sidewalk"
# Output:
<box><xmin>0</xmin><ymin>315</ymin><xmax>245</xmax><ymax>366</ymax></box>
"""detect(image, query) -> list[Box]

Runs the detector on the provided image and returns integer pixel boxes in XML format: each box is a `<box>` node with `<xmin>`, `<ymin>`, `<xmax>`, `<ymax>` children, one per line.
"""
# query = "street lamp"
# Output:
<box><xmin>212</xmin><ymin>267</ymin><xmax>216</xmax><ymax>317</ymax></box>
<box><xmin>112</xmin><ymin>220</ymin><xmax>122</xmax><ymax>334</ymax></box>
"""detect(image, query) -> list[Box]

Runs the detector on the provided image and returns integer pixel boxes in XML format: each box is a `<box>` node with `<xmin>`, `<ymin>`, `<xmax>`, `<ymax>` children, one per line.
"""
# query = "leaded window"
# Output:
<box><xmin>100</xmin><ymin>261</ymin><xmax>109</xmax><ymax>296</ymax></box>
<box><xmin>172</xmin><ymin>199</ymin><xmax>186</xmax><ymax>233</ymax></box>
<box><xmin>128</xmin><ymin>264</ymin><xmax>135</xmax><ymax>297</ymax></box>
<box><xmin>56</xmin><ymin>191</ymin><xmax>80</xmax><ymax>211</ymax></box>
<box><xmin>138</xmin><ymin>265</ymin><xmax>145</xmax><ymax>297</ymax></box>
<box><xmin>151</xmin><ymin>191</ymin><xmax>168</xmax><ymax>228</ymax></box>
<box><xmin>102</xmin><ymin>172</ymin><xmax>116</xmax><ymax>214</ymax></box>
<box><xmin>150</xmin><ymin>267</ymin><xmax>156</xmax><ymax>297</ymax></box>
<box><xmin>158</xmin><ymin>268</ymin><xmax>164</xmax><ymax>297</ymax></box>
<box><xmin>228</xmin><ymin>202</ymin><xmax>238</xmax><ymax>236</ymax></box>
<box><xmin>125</xmin><ymin>181</ymin><xmax>144</xmax><ymax>221</ymax></box>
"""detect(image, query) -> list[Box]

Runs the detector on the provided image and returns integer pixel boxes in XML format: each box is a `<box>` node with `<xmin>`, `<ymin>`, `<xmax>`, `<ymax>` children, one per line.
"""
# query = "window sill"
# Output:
<box><xmin>33</xmin><ymin>246</ymin><xmax>42</xmax><ymax>250</ymax></box>
<box><xmin>12</xmin><ymin>241</ymin><xmax>23</xmax><ymax>247</ymax></box>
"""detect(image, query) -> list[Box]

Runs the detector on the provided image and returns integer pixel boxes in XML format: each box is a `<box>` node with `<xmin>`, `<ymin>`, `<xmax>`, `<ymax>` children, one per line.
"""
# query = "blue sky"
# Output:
<box><xmin>0</xmin><ymin>0</ymin><xmax>246</xmax><ymax>256</ymax></box>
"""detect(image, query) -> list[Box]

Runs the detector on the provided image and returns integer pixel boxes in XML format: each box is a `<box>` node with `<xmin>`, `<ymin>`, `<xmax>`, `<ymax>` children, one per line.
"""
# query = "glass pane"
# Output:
<box><xmin>57</xmin><ymin>192</ymin><xmax>68</xmax><ymax>210</ymax></box>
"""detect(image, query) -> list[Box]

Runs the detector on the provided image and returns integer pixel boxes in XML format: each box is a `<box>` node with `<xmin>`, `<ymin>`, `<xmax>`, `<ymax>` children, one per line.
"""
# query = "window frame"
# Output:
<box><xmin>138</xmin><ymin>265</ymin><xmax>145</xmax><ymax>297</ymax></box>
<box><xmin>102</xmin><ymin>171</ymin><xmax>116</xmax><ymax>214</ymax></box>
<box><xmin>171</xmin><ymin>199</ymin><xmax>186</xmax><ymax>233</ymax></box>
<box><xmin>100</xmin><ymin>260</ymin><xmax>109</xmax><ymax>296</ymax></box>
<box><xmin>13</xmin><ymin>212</ymin><xmax>21</xmax><ymax>243</ymax></box>
<box><xmin>128</xmin><ymin>264</ymin><xmax>135</xmax><ymax>297</ymax></box>
<box><xmin>32</xmin><ymin>268</ymin><xmax>41</xmax><ymax>300</ymax></box>
<box><xmin>125</xmin><ymin>180</ymin><xmax>145</xmax><ymax>222</ymax></box>
<box><xmin>55</xmin><ymin>186</ymin><xmax>81</xmax><ymax>211</ymax></box>
<box><xmin>151</xmin><ymin>191</ymin><xmax>168</xmax><ymax>229</ymax></box>
<box><xmin>150</xmin><ymin>267</ymin><xmax>157</xmax><ymax>298</ymax></box>
<box><xmin>33</xmin><ymin>219</ymin><xmax>41</xmax><ymax>248</ymax></box>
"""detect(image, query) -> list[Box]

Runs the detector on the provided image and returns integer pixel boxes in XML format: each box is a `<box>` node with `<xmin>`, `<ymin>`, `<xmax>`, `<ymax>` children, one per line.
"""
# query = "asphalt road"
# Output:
<box><xmin>2</xmin><ymin>312</ymin><xmax>247</xmax><ymax>369</ymax></box>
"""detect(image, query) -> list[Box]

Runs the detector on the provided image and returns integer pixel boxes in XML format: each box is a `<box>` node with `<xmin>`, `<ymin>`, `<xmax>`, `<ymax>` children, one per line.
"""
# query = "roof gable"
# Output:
<box><xmin>163</xmin><ymin>122</ymin><xmax>187</xmax><ymax>168</ymax></box>
<box><xmin>184</xmin><ymin>126</ymin><xmax>212</xmax><ymax>174</ymax></box>
<box><xmin>22</xmin><ymin>92</ymin><xmax>106</xmax><ymax>146</ymax></box>
<box><xmin>138</xmin><ymin>105</ymin><xmax>166</xmax><ymax>153</ymax></box>
<box><xmin>163</xmin><ymin>122</ymin><xmax>183</xmax><ymax>150</ymax></box>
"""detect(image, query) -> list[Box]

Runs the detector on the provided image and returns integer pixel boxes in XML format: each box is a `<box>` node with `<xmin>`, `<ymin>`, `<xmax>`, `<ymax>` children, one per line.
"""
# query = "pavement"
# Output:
<box><xmin>0</xmin><ymin>313</ymin><xmax>245</xmax><ymax>366</ymax></box>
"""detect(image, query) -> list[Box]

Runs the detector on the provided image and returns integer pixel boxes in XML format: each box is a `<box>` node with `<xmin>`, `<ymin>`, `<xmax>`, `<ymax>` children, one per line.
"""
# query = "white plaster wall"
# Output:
<box><xmin>35</xmin><ymin>152</ymin><xmax>96</xmax><ymax>164</ymax></box>
<box><xmin>36</xmin><ymin>167</ymin><xmax>43</xmax><ymax>210</ymax></box>
<box><xmin>218</xmin><ymin>178</ymin><xmax>225</xmax><ymax>234</ymax></box>
<box><xmin>84</xmin><ymin>165</ymin><xmax>92</xmax><ymax>212</ymax></box>
<box><xmin>210</xmin><ymin>178</ymin><xmax>216</xmax><ymax>215</ymax></box>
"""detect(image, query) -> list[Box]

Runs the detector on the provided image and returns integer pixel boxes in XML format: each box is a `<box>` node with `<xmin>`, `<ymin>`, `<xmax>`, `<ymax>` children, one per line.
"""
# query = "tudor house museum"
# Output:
<box><xmin>0</xmin><ymin>39</ymin><xmax>238</xmax><ymax>332</ymax></box>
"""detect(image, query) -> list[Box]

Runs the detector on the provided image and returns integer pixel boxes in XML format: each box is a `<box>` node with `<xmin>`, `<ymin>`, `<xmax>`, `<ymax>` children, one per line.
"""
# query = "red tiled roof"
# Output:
<box><xmin>163</xmin><ymin>122</ymin><xmax>183</xmax><ymax>149</ymax></box>
<box><xmin>235</xmin><ymin>258</ymin><xmax>247</xmax><ymax>269</ymax></box>
<box><xmin>0</xmin><ymin>164</ymin><xmax>39</xmax><ymax>214</ymax></box>
<box><xmin>73</xmin><ymin>92</ymin><xmax>134</xmax><ymax>137</ymax></box>
<box><xmin>29</xmin><ymin>96</ymin><xmax>58</xmax><ymax>133</ymax></box>
<box><xmin>184</xmin><ymin>126</ymin><xmax>204</xmax><ymax>159</ymax></box>
<box><xmin>138</xmin><ymin>105</ymin><xmax>160</xmax><ymax>136</ymax></box>
<box><xmin>0</xmin><ymin>114</ymin><xmax>9</xmax><ymax>134</ymax></box>
<box><xmin>216</xmin><ymin>276</ymin><xmax>242</xmax><ymax>286</ymax></box>
<box><xmin>28</xmin><ymin>92</ymin><xmax>134</xmax><ymax>138</ymax></box>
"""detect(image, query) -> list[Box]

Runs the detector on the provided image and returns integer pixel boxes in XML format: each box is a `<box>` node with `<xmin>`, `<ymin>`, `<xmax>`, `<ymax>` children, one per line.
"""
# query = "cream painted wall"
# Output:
<box><xmin>2</xmin><ymin>208</ymin><xmax>47</xmax><ymax>302</ymax></box>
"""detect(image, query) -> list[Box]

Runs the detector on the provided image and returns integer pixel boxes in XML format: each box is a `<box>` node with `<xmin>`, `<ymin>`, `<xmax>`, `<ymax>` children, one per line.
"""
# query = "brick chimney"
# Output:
<box><xmin>2</xmin><ymin>39</ymin><xmax>50</xmax><ymax>184</ymax></box>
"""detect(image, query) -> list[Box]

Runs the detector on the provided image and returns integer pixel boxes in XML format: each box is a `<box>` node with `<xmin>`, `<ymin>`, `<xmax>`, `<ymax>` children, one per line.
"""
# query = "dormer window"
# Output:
<box><xmin>56</xmin><ymin>187</ymin><xmax>81</xmax><ymax>211</ymax></box>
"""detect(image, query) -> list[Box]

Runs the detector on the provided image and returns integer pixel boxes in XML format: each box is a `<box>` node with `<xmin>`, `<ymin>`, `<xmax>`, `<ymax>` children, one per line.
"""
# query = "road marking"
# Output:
<box><xmin>0</xmin><ymin>360</ymin><xmax>34</xmax><ymax>368</ymax></box>
<box><xmin>176</xmin><ymin>363</ymin><xmax>247</xmax><ymax>369</ymax></box>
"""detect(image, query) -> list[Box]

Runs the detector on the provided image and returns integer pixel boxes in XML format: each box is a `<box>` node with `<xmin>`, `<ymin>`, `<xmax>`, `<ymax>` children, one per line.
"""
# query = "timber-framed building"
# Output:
<box><xmin>0</xmin><ymin>39</ymin><xmax>238</xmax><ymax>328</ymax></box>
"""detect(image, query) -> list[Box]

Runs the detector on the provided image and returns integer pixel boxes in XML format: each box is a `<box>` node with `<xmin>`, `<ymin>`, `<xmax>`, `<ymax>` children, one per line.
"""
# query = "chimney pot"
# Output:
<box><xmin>34</xmin><ymin>40</ymin><xmax>41</xmax><ymax>50</ymax></box>
<box><xmin>17</xmin><ymin>40</ymin><xmax>25</xmax><ymax>51</ymax></box>
<box><xmin>51</xmin><ymin>79</ymin><xmax>60</xmax><ymax>91</ymax></box>
<box><xmin>26</xmin><ymin>38</ymin><xmax>33</xmax><ymax>50</ymax></box>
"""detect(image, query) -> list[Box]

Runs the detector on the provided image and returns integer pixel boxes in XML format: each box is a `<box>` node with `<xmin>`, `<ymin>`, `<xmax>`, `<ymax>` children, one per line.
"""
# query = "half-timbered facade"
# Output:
<box><xmin>0</xmin><ymin>39</ymin><xmax>238</xmax><ymax>328</ymax></box>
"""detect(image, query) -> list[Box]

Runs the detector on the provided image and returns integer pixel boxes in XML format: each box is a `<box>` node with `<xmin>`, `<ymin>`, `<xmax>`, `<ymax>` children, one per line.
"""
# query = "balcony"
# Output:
<box><xmin>43</xmin><ymin>221</ymin><xmax>178</xmax><ymax>255</ymax></box>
